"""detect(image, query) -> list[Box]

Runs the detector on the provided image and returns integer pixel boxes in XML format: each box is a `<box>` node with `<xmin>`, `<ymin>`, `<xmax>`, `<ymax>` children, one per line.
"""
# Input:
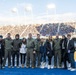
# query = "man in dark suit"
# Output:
<box><xmin>0</xmin><ymin>35</ymin><xmax>4</xmax><ymax>69</ymax></box>
<box><xmin>67</xmin><ymin>34</ymin><xmax>76</xmax><ymax>71</ymax></box>
<box><xmin>60</xmin><ymin>35</ymin><xmax>67</xmax><ymax>69</ymax></box>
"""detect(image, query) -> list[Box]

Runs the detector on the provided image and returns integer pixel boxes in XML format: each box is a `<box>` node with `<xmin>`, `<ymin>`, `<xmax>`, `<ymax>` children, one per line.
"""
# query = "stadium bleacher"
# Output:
<box><xmin>0</xmin><ymin>22</ymin><xmax>76</xmax><ymax>38</ymax></box>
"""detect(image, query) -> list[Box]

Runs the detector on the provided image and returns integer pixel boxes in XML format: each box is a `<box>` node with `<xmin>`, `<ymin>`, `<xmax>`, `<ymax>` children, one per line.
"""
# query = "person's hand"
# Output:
<box><xmin>68</xmin><ymin>50</ymin><xmax>70</xmax><ymax>53</ymax></box>
<box><xmin>47</xmin><ymin>51</ymin><xmax>49</xmax><ymax>54</ymax></box>
<box><xmin>33</xmin><ymin>51</ymin><xmax>36</xmax><ymax>54</ymax></box>
<box><xmin>2</xmin><ymin>57</ymin><xmax>4</xmax><ymax>60</ymax></box>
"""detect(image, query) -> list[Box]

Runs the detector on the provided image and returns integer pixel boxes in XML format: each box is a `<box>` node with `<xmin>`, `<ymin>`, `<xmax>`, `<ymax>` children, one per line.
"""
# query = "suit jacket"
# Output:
<box><xmin>60</xmin><ymin>38</ymin><xmax>67</xmax><ymax>52</ymax></box>
<box><xmin>0</xmin><ymin>40</ymin><xmax>4</xmax><ymax>57</ymax></box>
<box><xmin>45</xmin><ymin>40</ymin><xmax>54</xmax><ymax>57</ymax></box>
<box><xmin>68</xmin><ymin>39</ymin><xmax>75</xmax><ymax>53</ymax></box>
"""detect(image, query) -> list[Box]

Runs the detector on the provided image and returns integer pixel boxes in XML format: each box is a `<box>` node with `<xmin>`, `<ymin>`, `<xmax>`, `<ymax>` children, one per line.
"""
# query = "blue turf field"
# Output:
<box><xmin>0</xmin><ymin>67</ymin><xmax>76</xmax><ymax>75</ymax></box>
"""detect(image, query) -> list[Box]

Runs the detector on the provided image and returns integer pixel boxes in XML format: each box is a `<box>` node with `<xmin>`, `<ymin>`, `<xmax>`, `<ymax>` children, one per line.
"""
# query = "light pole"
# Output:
<box><xmin>24</xmin><ymin>5</ymin><xmax>33</xmax><ymax>25</ymax></box>
<box><xmin>4</xmin><ymin>8</ymin><xmax>18</xmax><ymax>38</ymax></box>
<box><xmin>47</xmin><ymin>4</ymin><xmax>60</xmax><ymax>35</ymax></box>
<box><xmin>20</xmin><ymin>5</ymin><xmax>33</xmax><ymax>37</ymax></box>
<box><xmin>11</xmin><ymin>7</ymin><xmax>19</xmax><ymax>25</ymax></box>
<box><xmin>40</xmin><ymin>3</ymin><xmax>56</xmax><ymax>33</ymax></box>
<box><xmin>11</xmin><ymin>8</ymin><xmax>19</xmax><ymax>38</ymax></box>
<box><xmin>47</xmin><ymin>3</ymin><xmax>56</xmax><ymax>23</ymax></box>
<box><xmin>40</xmin><ymin>3</ymin><xmax>57</xmax><ymax>35</ymax></box>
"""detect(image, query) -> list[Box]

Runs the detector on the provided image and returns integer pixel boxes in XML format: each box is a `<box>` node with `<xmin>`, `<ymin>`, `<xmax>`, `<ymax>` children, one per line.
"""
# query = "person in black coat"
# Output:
<box><xmin>40</xmin><ymin>38</ymin><xmax>46</xmax><ymax>68</ymax></box>
<box><xmin>46</xmin><ymin>36</ymin><xmax>54</xmax><ymax>69</ymax></box>
<box><xmin>60</xmin><ymin>35</ymin><xmax>68</xmax><ymax>69</ymax></box>
<box><xmin>67</xmin><ymin>34</ymin><xmax>76</xmax><ymax>71</ymax></box>
<box><xmin>0</xmin><ymin>35</ymin><xmax>4</xmax><ymax>69</ymax></box>
<box><xmin>12</xmin><ymin>34</ymin><xmax>21</xmax><ymax>68</ymax></box>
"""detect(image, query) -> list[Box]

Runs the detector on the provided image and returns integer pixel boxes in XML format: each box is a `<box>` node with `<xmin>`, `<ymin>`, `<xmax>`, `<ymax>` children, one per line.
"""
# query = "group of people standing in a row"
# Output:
<box><xmin>0</xmin><ymin>33</ymin><xmax>76</xmax><ymax>71</ymax></box>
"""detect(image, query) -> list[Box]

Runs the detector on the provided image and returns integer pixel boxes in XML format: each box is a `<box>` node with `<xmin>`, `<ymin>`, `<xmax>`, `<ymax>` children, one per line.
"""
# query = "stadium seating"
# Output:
<box><xmin>0</xmin><ymin>22</ymin><xmax>75</xmax><ymax>38</ymax></box>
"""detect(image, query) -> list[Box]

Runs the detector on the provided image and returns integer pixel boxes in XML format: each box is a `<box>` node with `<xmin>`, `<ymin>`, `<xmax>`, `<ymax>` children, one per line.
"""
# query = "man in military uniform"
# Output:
<box><xmin>26</xmin><ymin>33</ymin><xmax>35</xmax><ymax>68</ymax></box>
<box><xmin>3</xmin><ymin>33</ymin><xmax>13</xmax><ymax>68</ymax></box>
<box><xmin>54</xmin><ymin>34</ymin><xmax>61</xmax><ymax>68</ymax></box>
<box><xmin>34</xmin><ymin>34</ymin><xmax>41</xmax><ymax>67</ymax></box>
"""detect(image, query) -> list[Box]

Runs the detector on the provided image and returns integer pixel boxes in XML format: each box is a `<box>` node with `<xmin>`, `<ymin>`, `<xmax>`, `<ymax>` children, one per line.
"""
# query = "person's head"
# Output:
<box><xmin>28</xmin><ymin>33</ymin><xmax>32</xmax><ymax>39</ymax></box>
<box><xmin>46</xmin><ymin>39</ymin><xmax>49</xmax><ymax>42</ymax></box>
<box><xmin>0</xmin><ymin>35</ymin><xmax>3</xmax><ymax>41</ymax></box>
<box><xmin>41</xmin><ymin>38</ymin><xmax>44</xmax><ymax>43</ymax></box>
<box><xmin>62</xmin><ymin>35</ymin><xmax>66</xmax><ymax>39</ymax></box>
<box><xmin>56</xmin><ymin>34</ymin><xmax>59</xmax><ymax>39</ymax></box>
<box><xmin>49</xmin><ymin>36</ymin><xmax>52</xmax><ymax>41</ymax></box>
<box><xmin>15</xmin><ymin>34</ymin><xmax>20</xmax><ymax>39</ymax></box>
<box><xmin>7</xmin><ymin>33</ymin><xmax>11</xmax><ymax>38</ymax></box>
<box><xmin>37</xmin><ymin>34</ymin><xmax>40</xmax><ymax>39</ymax></box>
<box><xmin>67</xmin><ymin>34</ymin><xmax>71</xmax><ymax>40</ymax></box>
<box><xmin>22</xmin><ymin>38</ymin><xmax>27</xmax><ymax>44</ymax></box>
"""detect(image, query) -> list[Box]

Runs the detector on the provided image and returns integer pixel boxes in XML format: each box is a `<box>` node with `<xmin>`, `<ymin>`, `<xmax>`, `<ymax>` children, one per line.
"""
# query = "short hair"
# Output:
<box><xmin>22</xmin><ymin>38</ymin><xmax>27</xmax><ymax>44</ymax></box>
<box><xmin>67</xmin><ymin>34</ymin><xmax>71</xmax><ymax>37</ymax></box>
<box><xmin>7</xmin><ymin>33</ymin><xmax>11</xmax><ymax>35</ymax></box>
<box><xmin>15</xmin><ymin>34</ymin><xmax>20</xmax><ymax>37</ymax></box>
<box><xmin>29</xmin><ymin>33</ymin><xmax>32</xmax><ymax>35</ymax></box>
<box><xmin>37</xmin><ymin>34</ymin><xmax>40</xmax><ymax>36</ymax></box>
<box><xmin>0</xmin><ymin>35</ymin><xmax>3</xmax><ymax>38</ymax></box>
<box><xmin>62</xmin><ymin>35</ymin><xmax>65</xmax><ymax>37</ymax></box>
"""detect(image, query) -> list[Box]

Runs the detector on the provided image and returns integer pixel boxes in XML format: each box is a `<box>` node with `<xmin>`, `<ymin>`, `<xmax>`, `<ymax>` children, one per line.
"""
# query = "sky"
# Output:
<box><xmin>0</xmin><ymin>0</ymin><xmax>76</xmax><ymax>25</ymax></box>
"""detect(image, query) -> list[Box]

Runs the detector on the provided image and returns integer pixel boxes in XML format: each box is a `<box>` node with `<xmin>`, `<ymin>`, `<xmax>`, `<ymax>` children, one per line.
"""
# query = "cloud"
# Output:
<box><xmin>47</xmin><ymin>3</ymin><xmax>56</xmax><ymax>9</ymax></box>
<box><xmin>16</xmin><ymin>3</ymin><xmax>33</xmax><ymax>8</ymax></box>
<box><xmin>0</xmin><ymin>12</ymin><xmax>76</xmax><ymax>25</ymax></box>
